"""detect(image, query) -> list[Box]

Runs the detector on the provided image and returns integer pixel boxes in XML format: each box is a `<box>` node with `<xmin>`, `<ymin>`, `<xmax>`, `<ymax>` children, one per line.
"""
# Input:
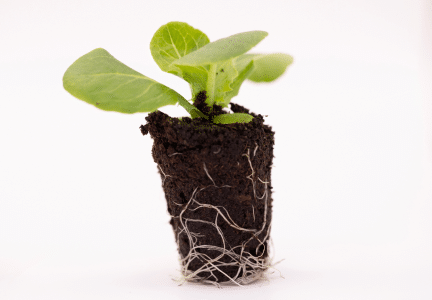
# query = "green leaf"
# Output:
<box><xmin>213</xmin><ymin>59</ymin><xmax>238</xmax><ymax>106</ymax></box>
<box><xmin>150</xmin><ymin>21</ymin><xmax>210</xmax><ymax>76</ymax></box>
<box><xmin>176</xmin><ymin>64</ymin><xmax>208</xmax><ymax>98</ymax></box>
<box><xmin>177</xmin><ymin>60</ymin><xmax>238</xmax><ymax>109</ymax></box>
<box><xmin>221</xmin><ymin>60</ymin><xmax>255</xmax><ymax>106</ymax></box>
<box><xmin>236</xmin><ymin>53</ymin><xmax>293</xmax><ymax>82</ymax></box>
<box><xmin>171</xmin><ymin>30</ymin><xmax>266</xmax><ymax>108</ymax></box>
<box><xmin>212</xmin><ymin>113</ymin><xmax>254</xmax><ymax>124</ymax></box>
<box><xmin>63</xmin><ymin>48</ymin><xmax>185</xmax><ymax>114</ymax></box>
<box><xmin>173</xmin><ymin>31</ymin><xmax>268</xmax><ymax>67</ymax></box>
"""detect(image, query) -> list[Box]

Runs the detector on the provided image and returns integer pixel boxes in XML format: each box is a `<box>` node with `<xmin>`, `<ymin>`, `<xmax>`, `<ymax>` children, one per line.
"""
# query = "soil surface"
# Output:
<box><xmin>140</xmin><ymin>102</ymin><xmax>275</xmax><ymax>283</ymax></box>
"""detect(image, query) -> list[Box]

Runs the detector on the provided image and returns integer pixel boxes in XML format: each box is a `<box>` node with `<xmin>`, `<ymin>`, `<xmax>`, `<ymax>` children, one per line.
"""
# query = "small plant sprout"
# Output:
<box><xmin>62</xmin><ymin>21</ymin><xmax>291</xmax><ymax>286</ymax></box>
<box><xmin>63</xmin><ymin>21</ymin><xmax>293</xmax><ymax>124</ymax></box>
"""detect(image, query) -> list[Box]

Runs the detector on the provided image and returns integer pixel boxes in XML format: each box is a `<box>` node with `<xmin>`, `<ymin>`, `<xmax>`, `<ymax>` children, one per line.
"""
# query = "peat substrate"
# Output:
<box><xmin>140</xmin><ymin>101</ymin><xmax>275</xmax><ymax>286</ymax></box>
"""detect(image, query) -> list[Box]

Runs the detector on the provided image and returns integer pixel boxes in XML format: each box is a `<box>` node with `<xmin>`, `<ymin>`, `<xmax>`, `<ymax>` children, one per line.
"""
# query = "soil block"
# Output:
<box><xmin>140</xmin><ymin>102</ymin><xmax>275</xmax><ymax>285</ymax></box>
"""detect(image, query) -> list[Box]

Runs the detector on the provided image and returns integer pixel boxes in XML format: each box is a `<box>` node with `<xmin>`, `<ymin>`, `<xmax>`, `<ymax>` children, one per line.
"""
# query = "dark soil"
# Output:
<box><xmin>140</xmin><ymin>102</ymin><xmax>275</xmax><ymax>283</ymax></box>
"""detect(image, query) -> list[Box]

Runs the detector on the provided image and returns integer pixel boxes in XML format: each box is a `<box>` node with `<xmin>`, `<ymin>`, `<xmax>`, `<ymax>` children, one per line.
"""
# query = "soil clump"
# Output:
<box><xmin>140</xmin><ymin>102</ymin><xmax>275</xmax><ymax>284</ymax></box>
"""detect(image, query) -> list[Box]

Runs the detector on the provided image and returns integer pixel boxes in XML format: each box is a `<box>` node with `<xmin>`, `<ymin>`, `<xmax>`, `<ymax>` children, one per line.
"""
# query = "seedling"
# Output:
<box><xmin>63</xmin><ymin>21</ymin><xmax>292</xmax><ymax>124</ymax></box>
<box><xmin>62</xmin><ymin>21</ymin><xmax>293</xmax><ymax>286</ymax></box>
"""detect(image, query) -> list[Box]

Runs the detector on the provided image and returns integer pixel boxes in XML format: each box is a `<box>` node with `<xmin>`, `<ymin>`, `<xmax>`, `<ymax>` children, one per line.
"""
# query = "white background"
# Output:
<box><xmin>1</xmin><ymin>0</ymin><xmax>432</xmax><ymax>299</ymax></box>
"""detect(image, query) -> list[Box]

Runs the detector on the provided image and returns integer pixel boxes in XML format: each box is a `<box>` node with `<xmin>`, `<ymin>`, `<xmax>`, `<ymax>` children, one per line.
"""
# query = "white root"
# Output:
<box><xmin>158</xmin><ymin>165</ymin><xmax>172</xmax><ymax>186</ymax></box>
<box><xmin>165</xmin><ymin>146</ymin><xmax>282</xmax><ymax>287</ymax></box>
<box><xmin>253</xmin><ymin>142</ymin><xmax>258</xmax><ymax>157</ymax></box>
<box><xmin>252</xmin><ymin>204</ymin><xmax>255</xmax><ymax>222</ymax></box>
<box><xmin>243</xmin><ymin>149</ymin><xmax>257</xmax><ymax>200</ymax></box>
<box><xmin>203</xmin><ymin>162</ymin><xmax>216</xmax><ymax>187</ymax></box>
<box><xmin>168</xmin><ymin>152</ymin><xmax>183</xmax><ymax>157</ymax></box>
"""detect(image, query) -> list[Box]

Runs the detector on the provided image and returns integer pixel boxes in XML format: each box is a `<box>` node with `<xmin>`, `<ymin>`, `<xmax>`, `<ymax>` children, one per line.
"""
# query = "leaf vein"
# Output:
<box><xmin>75</xmin><ymin>73</ymin><xmax>151</xmax><ymax>81</ymax></box>
<box><xmin>105</xmin><ymin>77</ymin><xmax>138</xmax><ymax>93</ymax></box>
<box><xmin>127</xmin><ymin>83</ymin><xmax>156</xmax><ymax>101</ymax></box>
<box><xmin>166</xmin><ymin>26</ymin><xmax>181</xmax><ymax>59</ymax></box>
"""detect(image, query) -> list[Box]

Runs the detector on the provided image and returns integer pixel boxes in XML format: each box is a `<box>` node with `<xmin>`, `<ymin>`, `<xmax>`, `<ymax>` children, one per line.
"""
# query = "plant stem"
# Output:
<box><xmin>206</xmin><ymin>64</ymin><xmax>217</xmax><ymax>109</ymax></box>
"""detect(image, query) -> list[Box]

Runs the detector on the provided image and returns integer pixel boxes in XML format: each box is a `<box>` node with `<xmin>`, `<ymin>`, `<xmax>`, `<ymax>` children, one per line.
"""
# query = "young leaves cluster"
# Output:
<box><xmin>63</xmin><ymin>21</ymin><xmax>293</xmax><ymax>124</ymax></box>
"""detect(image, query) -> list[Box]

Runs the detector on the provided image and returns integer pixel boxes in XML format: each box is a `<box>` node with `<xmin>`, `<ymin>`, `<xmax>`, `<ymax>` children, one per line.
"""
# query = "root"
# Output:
<box><xmin>166</xmin><ymin>146</ymin><xmax>282</xmax><ymax>288</ymax></box>
<box><xmin>253</xmin><ymin>142</ymin><xmax>258</xmax><ymax>157</ymax></box>
<box><xmin>203</xmin><ymin>162</ymin><xmax>216</xmax><ymax>187</ymax></box>
<box><xmin>158</xmin><ymin>165</ymin><xmax>172</xmax><ymax>186</ymax></box>
<box><xmin>168</xmin><ymin>152</ymin><xmax>183</xmax><ymax>157</ymax></box>
<box><xmin>252</xmin><ymin>204</ymin><xmax>255</xmax><ymax>222</ymax></box>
